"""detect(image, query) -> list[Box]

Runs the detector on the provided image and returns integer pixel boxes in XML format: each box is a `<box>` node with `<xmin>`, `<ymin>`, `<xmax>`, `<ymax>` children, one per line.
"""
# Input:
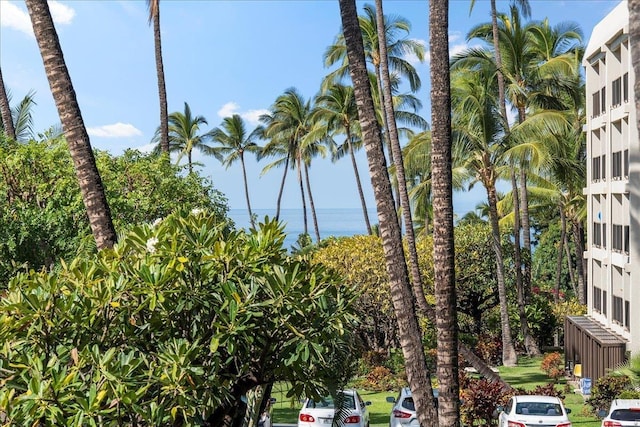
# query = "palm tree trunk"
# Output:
<box><xmin>346</xmin><ymin>126</ymin><xmax>372</xmax><ymax>234</ymax></box>
<box><xmin>240</xmin><ymin>155</ymin><xmax>254</xmax><ymax>228</ymax></box>
<box><xmin>556</xmin><ymin>207</ymin><xmax>567</xmax><ymax>304</ymax></box>
<box><xmin>511</xmin><ymin>171</ymin><xmax>540</xmax><ymax>356</ymax></box>
<box><xmin>0</xmin><ymin>67</ymin><xmax>16</xmax><ymax>140</ymax></box>
<box><xmin>486</xmin><ymin>179</ymin><xmax>518</xmax><ymax>366</ymax></box>
<box><xmin>296</xmin><ymin>156</ymin><xmax>308</xmax><ymax>236</ymax></box>
<box><xmin>563</xmin><ymin>224</ymin><xmax>578</xmax><ymax>296</ymax></box>
<box><xmin>375</xmin><ymin>0</ymin><xmax>430</xmax><ymax>315</ymax></box>
<box><xmin>571</xmin><ymin>219</ymin><xmax>586</xmax><ymax>304</ymax></box>
<box><xmin>275</xmin><ymin>154</ymin><xmax>290</xmax><ymax>221</ymax></box>
<box><xmin>428</xmin><ymin>0</ymin><xmax>461</xmax><ymax>422</ymax></box>
<box><xmin>338</xmin><ymin>1</ymin><xmax>437</xmax><ymax>425</ymax></box>
<box><xmin>304</xmin><ymin>164</ymin><xmax>321</xmax><ymax>243</ymax></box>
<box><xmin>25</xmin><ymin>0</ymin><xmax>117</xmax><ymax>250</ymax></box>
<box><xmin>149</xmin><ymin>0</ymin><xmax>169</xmax><ymax>154</ymax></box>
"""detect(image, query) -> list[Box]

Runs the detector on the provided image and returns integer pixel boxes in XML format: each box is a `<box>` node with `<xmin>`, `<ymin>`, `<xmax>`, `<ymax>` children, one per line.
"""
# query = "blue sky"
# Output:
<box><xmin>0</xmin><ymin>0</ymin><xmax>620</xmax><ymax>215</ymax></box>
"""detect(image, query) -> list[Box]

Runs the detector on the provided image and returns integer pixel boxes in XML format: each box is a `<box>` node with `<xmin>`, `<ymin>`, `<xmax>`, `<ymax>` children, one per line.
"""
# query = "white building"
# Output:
<box><xmin>565</xmin><ymin>0</ymin><xmax>640</xmax><ymax>381</ymax></box>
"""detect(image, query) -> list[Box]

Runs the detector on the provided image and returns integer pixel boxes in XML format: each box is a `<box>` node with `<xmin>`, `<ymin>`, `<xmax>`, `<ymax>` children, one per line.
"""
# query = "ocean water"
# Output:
<box><xmin>228</xmin><ymin>208</ymin><xmax>376</xmax><ymax>250</ymax></box>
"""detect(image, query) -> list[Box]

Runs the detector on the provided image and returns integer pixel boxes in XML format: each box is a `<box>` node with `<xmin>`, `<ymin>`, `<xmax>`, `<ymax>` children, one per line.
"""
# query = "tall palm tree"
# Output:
<box><xmin>154</xmin><ymin>102</ymin><xmax>218</xmax><ymax>174</ymax></box>
<box><xmin>451</xmin><ymin>63</ymin><xmax>518</xmax><ymax>367</ymax></box>
<box><xmin>209</xmin><ymin>114</ymin><xmax>262</xmax><ymax>227</ymax></box>
<box><xmin>429</xmin><ymin>0</ymin><xmax>460</xmax><ymax>423</ymax></box>
<box><xmin>324</xmin><ymin>3</ymin><xmax>424</xmax><ymax>166</ymax></box>
<box><xmin>147</xmin><ymin>0</ymin><xmax>169</xmax><ymax>154</ymax></box>
<box><xmin>260</xmin><ymin>88</ymin><xmax>325</xmax><ymax>241</ymax></box>
<box><xmin>257</xmin><ymin>111</ymin><xmax>289</xmax><ymax>221</ymax></box>
<box><xmin>25</xmin><ymin>0</ymin><xmax>117</xmax><ymax>250</ymax></box>
<box><xmin>337</xmin><ymin>0</ymin><xmax>437</xmax><ymax>425</ymax></box>
<box><xmin>0</xmin><ymin>67</ymin><xmax>16</xmax><ymax>140</ymax></box>
<box><xmin>315</xmin><ymin>83</ymin><xmax>372</xmax><ymax>234</ymax></box>
<box><xmin>375</xmin><ymin>0</ymin><xmax>429</xmax><ymax>315</ymax></box>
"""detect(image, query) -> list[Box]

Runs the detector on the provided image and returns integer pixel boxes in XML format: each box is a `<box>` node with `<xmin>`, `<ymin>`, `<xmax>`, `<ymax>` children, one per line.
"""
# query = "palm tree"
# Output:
<box><xmin>0</xmin><ymin>67</ymin><xmax>16</xmax><ymax>140</ymax></box>
<box><xmin>375</xmin><ymin>0</ymin><xmax>429</xmax><ymax>315</ymax></box>
<box><xmin>146</xmin><ymin>0</ymin><xmax>169</xmax><ymax>154</ymax></box>
<box><xmin>209</xmin><ymin>114</ymin><xmax>262</xmax><ymax>227</ymax></box>
<box><xmin>337</xmin><ymin>0</ymin><xmax>437</xmax><ymax>425</ymax></box>
<box><xmin>24</xmin><ymin>0</ymin><xmax>117</xmax><ymax>250</ymax></box>
<box><xmin>450</xmin><ymin>63</ymin><xmax>518</xmax><ymax>367</ymax></box>
<box><xmin>154</xmin><ymin>102</ymin><xmax>218</xmax><ymax>174</ymax></box>
<box><xmin>429</xmin><ymin>0</ymin><xmax>460</xmax><ymax>423</ymax></box>
<box><xmin>314</xmin><ymin>83</ymin><xmax>372</xmax><ymax>234</ymax></box>
<box><xmin>260</xmin><ymin>88</ymin><xmax>325</xmax><ymax>241</ymax></box>
<box><xmin>324</xmin><ymin>3</ymin><xmax>424</xmax><ymax>166</ymax></box>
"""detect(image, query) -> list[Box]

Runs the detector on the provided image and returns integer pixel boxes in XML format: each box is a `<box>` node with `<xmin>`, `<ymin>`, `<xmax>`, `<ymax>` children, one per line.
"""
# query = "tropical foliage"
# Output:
<box><xmin>0</xmin><ymin>210</ymin><xmax>359</xmax><ymax>426</ymax></box>
<box><xmin>0</xmin><ymin>136</ymin><xmax>228</xmax><ymax>285</ymax></box>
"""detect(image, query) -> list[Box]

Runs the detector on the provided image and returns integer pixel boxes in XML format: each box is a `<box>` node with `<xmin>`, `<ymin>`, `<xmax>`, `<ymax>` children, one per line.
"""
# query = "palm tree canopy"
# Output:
<box><xmin>208</xmin><ymin>114</ymin><xmax>262</xmax><ymax>169</ymax></box>
<box><xmin>324</xmin><ymin>3</ymin><xmax>425</xmax><ymax>92</ymax></box>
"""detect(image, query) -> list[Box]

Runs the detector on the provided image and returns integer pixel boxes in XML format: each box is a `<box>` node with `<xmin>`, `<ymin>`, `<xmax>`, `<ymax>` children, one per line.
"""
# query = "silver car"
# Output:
<box><xmin>387</xmin><ymin>387</ymin><xmax>439</xmax><ymax>427</ymax></box>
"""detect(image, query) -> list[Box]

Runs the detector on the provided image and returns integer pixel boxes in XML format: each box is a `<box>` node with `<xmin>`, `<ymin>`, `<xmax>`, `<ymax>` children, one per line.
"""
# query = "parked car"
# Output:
<box><xmin>386</xmin><ymin>386</ymin><xmax>440</xmax><ymax>427</ymax></box>
<box><xmin>599</xmin><ymin>399</ymin><xmax>640</xmax><ymax>426</ymax></box>
<box><xmin>496</xmin><ymin>395</ymin><xmax>572</xmax><ymax>427</ymax></box>
<box><xmin>298</xmin><ymin>389</ymin><xmax>371</xmax><ymax>427</ymax></box>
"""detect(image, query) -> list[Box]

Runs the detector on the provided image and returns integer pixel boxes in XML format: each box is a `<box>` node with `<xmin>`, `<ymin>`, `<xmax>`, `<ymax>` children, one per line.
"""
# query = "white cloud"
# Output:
<box><xmin>0</xmin><ymin>0</ymin><xmax>75</xmax><ymax>37</ymax></box>
<box><xmin>217</xmin><ymin>102</ymin><xmax>267</xmax><ymax>126</ymax></box>
<box><xmin>87</xmin><ymin>122</ymin><xmax>143</xmax><ymax>138</ymax></box>
<box><xmin>49</xmin><ymin>1</ymin><xmax>75</xmax><ymax>25</ymax></box>
<box><xmin>217</xmin><ymin>102</ymin><xmax>240</xmax><ymax>118</ymax></box>
<box><xmin>241</xmin><ymin>109</ymin><xmax>268</xmax><ymax>126</ymax></box>
<box><xmin>0</xmin><ymin>1</ymin><xmax>33</xmax><ymax>36</ymax></box>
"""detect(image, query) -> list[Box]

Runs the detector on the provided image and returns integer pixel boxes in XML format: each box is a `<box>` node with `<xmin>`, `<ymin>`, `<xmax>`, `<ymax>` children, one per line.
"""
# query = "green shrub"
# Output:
<box><xmin>587</xmin><ymin>375</ymin><xmax>633</xmax><ymax>414</ymax></box>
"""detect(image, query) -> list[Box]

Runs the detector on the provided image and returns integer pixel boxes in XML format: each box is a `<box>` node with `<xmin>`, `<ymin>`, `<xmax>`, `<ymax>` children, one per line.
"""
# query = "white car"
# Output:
<box><xmin>386</xmin><ymin>387</ymin><xmax>439</xmax><ymax>427</ymax></box>
<box><xmin>497</xmin><ymin>395</ymin><xmax>572</xmax><ymax>427</ymax></box>
<box><xmin>599</xmin><ymin>399</ymin><xmax>640</xmax><ymax>426</ymax></box>
<box><xmin>298</xmin><ymin>389</ymin><xmax>371</xmax><ymax>427</ymax></box>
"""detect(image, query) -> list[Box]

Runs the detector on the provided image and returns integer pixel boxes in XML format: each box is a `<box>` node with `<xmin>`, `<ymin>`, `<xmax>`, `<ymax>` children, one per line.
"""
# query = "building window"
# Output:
<box><xmin>593</xmin><ymin>222</ymin><xmax>602</xmax><ymax>247</ymax></box>
<box><xmin>594</xmin><ymin>286</ymin><xmax>602</xmax><ymax>312</ymax></box>
<box><xmin>603</xmin><ymin>222</ymin><xmax>607</xmax><ymax>248</ymax></box>
<box><xmin>592</xmin><ymin>157</ymin><xmax>601</xmax><ymax>181</ymax></box>
<box><xmin>623</xmin><ymin>72</ymin><xmax>629</xmax><ymax>102</ymax></box>
<box><xmin>613</xmin><ymin>151</ymin><xmax>622</xmax><ymax>180</ymax></box>
<box><xmin>601</xmin><ymin>154</ymin><xmax>607</xmax><ymax>180</ymax></box>
<box><xmin>612</xmin><ymin>77</ymin><xmax>622</xmax><ymax>107</ymax></box>
<box><xmin>593</xmin><ymin>91</ymin><xmax>600</xmax><ymax>117</ymax></box>
<box><xmin>613</xmin><ymin>224</ymin><xmax>623</xmax><ymax>252</ymax></box>
<box><xmin>624</xmin><ymin>225</ymin><xmax>630</xmax><ymax>255</ymax></box>
<box><xmin>624</xmin><ymin>149</ymin><xmax>629</xmax><ymax>178</ymax></box>
<box><xmin>625</xmin><ymin>300</ymin><xmax>630</xmax><ymax>330</ymax></box>
<box><xmin>601</xmin><ymin>87</ymin><xmax>607</xmax><ymax>114</ymax></box>
<box><xmin>603</xmin><ymin>291</ymin><xmax>608</xmax><ymax>315</ymax></box>
<box><xmin>613</xmin><ymin>296</ymin><xmax>623</xmax><ymax>325</ymax></box>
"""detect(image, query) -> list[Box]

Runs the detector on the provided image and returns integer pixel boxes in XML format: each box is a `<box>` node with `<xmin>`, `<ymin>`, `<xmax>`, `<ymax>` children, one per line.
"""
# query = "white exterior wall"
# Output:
<box><xmin>583</xmin><ymin>0</ymin><xmax>640</xmax><ymax>355</ymax></box>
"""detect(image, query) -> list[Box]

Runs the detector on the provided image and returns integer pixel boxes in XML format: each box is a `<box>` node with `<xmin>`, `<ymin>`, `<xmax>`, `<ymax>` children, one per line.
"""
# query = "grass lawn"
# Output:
<box><xmin>271</xmin><ymin>355</ymin><xmax>604</xmax><ymax>426</ymax></box>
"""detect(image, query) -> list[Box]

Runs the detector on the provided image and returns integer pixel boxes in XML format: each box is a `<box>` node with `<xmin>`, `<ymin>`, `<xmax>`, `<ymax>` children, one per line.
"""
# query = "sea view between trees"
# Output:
<box><xmin>229</xmin><ymin>191</ymin><xmax>484</xmax><ymax>249</ymax></box>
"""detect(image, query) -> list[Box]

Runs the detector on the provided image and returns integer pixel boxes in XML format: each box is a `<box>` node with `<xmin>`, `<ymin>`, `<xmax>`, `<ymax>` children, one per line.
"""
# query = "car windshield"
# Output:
<box><xmin>515</xmin><ymin>402</ymin><xmax>562</xmax><ymax>416</ymax></box>
<box><xmin>307</xmin><ymin>394</ymin><xmax>356</xmax><ymax>410</ymax></box>
<box><xmin>611</xmin><ymin>409</ymin><xmax>640</xmax><ymax>421</ymax></box>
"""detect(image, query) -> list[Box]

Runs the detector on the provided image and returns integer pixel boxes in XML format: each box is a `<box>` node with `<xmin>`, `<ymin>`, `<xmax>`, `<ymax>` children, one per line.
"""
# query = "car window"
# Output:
<box><xmin>307</xmin><ymin>394</ymin><xmax>355</xmax><ymax>410</ymax></box>
<box><xmin>504</xmin><ymin>398</ymin><xmax>513</xmax><ymax>414</ymax></box>
<box><xmin>401</xmin><ymin>397</ymin><xmax>415</xmax><ymax>411</ymax></box>
<box><xmin>516</xmin><ymin>402</ymin><xmax>562</xmax><ymax>416</ymax></box>
<box><xmin>612</xmin><ymin>409</ymin><xmax>640</xmax><ymax>421</ymax></box>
